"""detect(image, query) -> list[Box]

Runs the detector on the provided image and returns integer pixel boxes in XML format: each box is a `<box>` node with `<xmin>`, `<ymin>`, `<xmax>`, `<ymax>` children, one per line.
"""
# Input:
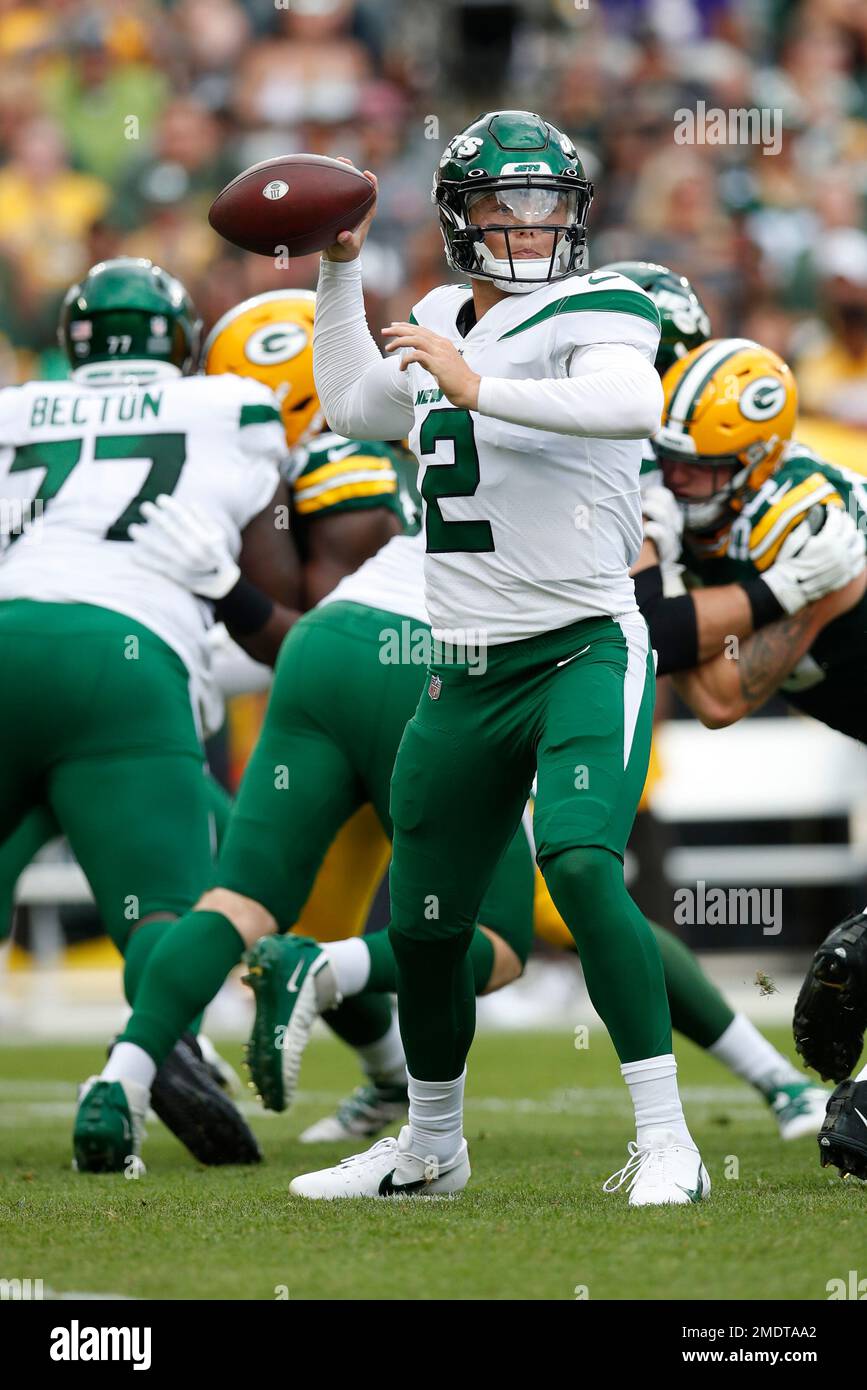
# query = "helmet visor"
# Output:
<box><xmin>467</xmin><ymin>187</ymin><xmax>578</xmax><ymax>227</ymax></box>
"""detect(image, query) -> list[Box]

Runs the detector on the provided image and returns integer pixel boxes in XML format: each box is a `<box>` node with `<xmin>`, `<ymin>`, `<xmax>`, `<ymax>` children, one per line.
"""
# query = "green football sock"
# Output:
<box><xmin>650</xmin><ymin>921</ymin><xmax>734</xmax><ymax>1049</ymax></box>
<box><xmin>325</xmin><ymin>926</ymin><xmax>496</xmax><ymax>1062</ymax></box>
<box><xmin>122</xmin><ymin>918</ymin><xmax>204</xmax><ymax>1038</ymax></box>
<box><xmin>323</xmin><ymin>990</ymin><xmax>394</xmax><ymax>1049</ymax></box>
<box><xmin>388</xmin><ymin>925</ymin><xmax>476</xmax><ymax>1081</ymax></box>
<box><xmin>543</xmin><ymin>846</ymin><xmax>672</xmax><ymax>1063</ymax></box>
<box><xmin>123</xmin><ymin>919</ymin><xmax>170</xmax><ymax>1006</ymax></box>
<box><xmin>366</xmin><ymin>922</ymin><xmax>496</xmax><ymax>994</ymax></box>
<box><xmin>121</xmin><ymin>910</ymin><xmax>245</xmax><ymax>1067</ymax></box>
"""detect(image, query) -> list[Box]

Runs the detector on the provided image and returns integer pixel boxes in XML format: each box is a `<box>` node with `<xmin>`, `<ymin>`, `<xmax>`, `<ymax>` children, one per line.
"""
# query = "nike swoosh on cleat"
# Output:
<box><xmin>286</xmin><ymin>962</ymin><xmax>304</xmax><ymax>994</ymax></box>
<box><xmin>556</xmin><ymin>645</ymin><xmax>590</xmax><ymax>668</ymax></box>
<box><xmin>378</xmin><ymin>1170</ymin><xmax>430</xmax><ymax>1196</ymax></box>
<box><xmin>854</xmin><ymin>1106</ymin><xmax>867</xmax><ymax>1130</ymax></box>
<box><xmin>675</xmin><ymin>1166</ymin><xmax>705</xmax><ymax>1203</ymax></box>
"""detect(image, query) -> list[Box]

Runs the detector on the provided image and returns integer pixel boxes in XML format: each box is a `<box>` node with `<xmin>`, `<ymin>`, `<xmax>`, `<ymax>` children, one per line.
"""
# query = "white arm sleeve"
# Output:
<box><xmin>476</xmin><ymin>342</ymin><xmax>664</xmax><ymax>440</ymax></box>
<box><xmin>313</xmin><ymin>257</ymin><xmax>415</xmax><ymax>440</ymax></box>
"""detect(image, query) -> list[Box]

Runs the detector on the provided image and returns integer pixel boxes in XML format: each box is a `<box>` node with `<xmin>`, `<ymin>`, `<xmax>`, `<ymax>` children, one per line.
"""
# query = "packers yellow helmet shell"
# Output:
<box><xmin>203</xmin><ymin>289</ymin><xmax>322</xmax><ymax>447</ymax></box>
<box><xmin>656</xmin><ymin>338</ymin><xmax>798</xmax><ymax>530</ymax></box>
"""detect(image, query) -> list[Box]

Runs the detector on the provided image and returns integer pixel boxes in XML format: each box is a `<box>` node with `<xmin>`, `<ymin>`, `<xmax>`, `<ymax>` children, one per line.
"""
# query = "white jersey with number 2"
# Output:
<box><xmin>313</xmin><ymin>260</ymin><xmax>663</xmax><ymax>644</ymax></box>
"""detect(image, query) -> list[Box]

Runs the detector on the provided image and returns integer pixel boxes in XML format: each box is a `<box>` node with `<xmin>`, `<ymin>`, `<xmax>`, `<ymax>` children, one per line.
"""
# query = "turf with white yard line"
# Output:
<box><xmin>0</xmin><ymin>1032</ymin><xmax>864</xmax><ymax>1301</ymax></box>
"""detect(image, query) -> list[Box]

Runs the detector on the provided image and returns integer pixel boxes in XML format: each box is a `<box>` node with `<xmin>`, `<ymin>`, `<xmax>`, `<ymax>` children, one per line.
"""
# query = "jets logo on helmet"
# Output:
<box><xmin>655</xmin><ymin>338</ymin><xmax>798</xmax><ymax>534</ymax></box>
<box><xmin>441</xmin><ymin>135</ymin><xmax>484</xmax><ymax>164</ymax></box>
<box><xmin>203</xmin><ymin>289</ymin><xmax>323</xmax><ymax>448</ymax></box>
<box><xmin>433</xmin><ymin>110</ymin><xmax>593</xmax><ymax>294</ymax></box>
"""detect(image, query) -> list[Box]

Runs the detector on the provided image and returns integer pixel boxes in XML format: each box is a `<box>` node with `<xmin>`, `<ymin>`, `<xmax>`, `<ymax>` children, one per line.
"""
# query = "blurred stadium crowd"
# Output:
<box><xmin>0</xmin><ymin>0</ymin><xmax>865</xmax><ymax>426</ymax></box>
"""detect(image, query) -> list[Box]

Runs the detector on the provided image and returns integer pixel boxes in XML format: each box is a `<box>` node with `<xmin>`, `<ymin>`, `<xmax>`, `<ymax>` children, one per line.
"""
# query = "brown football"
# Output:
<box><xmin>208</xmin><ymin>154</ymin><xmax>376</xmax><ymax>258</ymax></box>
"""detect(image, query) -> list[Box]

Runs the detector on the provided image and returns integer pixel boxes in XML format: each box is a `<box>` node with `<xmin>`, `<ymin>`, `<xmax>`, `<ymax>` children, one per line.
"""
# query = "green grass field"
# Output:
<box><xmin>1</xmin><ymin>1028</ymin><xmax>865</xmax><ymax>1301</ymax></box>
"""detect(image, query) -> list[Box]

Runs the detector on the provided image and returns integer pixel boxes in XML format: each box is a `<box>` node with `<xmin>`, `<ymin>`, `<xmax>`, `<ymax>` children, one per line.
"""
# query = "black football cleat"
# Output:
<box><xmin>793</xmin><ymin>912</ymin><xmax>867</xmax><ymax>1082</ymax></box>
<box><xmin>818</xmin><ymin>1079</ymin><xmax>867</xmax><ymax>1180</ymax></box>
<box><xmin>148</xmin><ymin>1034</ymin><xmax>262</xmax><ymax>1166</ymax></box>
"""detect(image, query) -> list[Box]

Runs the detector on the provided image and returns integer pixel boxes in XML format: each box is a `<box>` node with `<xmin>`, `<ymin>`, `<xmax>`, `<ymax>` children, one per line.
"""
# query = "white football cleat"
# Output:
<box><xmin>603</xmin><ymin>1131</ymin><xmax>710</xmax><ymax>1207</ymax></box>
<box><xmin>289</xmin><ymin>1125</ymin><xmax>470</xmax><ymax>1199</ymax></box>
<box><xmin>299</xmin><ymin>1082</ymin><xmax>408</xmax><ymax>1144</ymax></box>
<box><xmin>766</xmin><ymin>1080</ymin><xmax>830</xmax><ymax>1141</ymax></box>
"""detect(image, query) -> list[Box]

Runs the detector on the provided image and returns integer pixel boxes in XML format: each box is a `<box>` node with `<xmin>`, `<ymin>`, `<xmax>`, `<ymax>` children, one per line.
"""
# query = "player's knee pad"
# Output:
<box><xmin>388</xmin><ymin>918</ymin><xmax>475</xmax><ymax>969</ymax></box>
<box><xmin>542</xmin><ymin>845</ymin><xmax>624</xmax><ymax>944</ymax></box>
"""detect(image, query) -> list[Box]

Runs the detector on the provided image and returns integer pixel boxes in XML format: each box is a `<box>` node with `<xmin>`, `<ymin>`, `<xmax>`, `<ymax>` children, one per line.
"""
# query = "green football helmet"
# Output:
<box><xmin>433</xmin><ymin>110</ymin><xmax>593</xmax><ymax>294</ymax></box>
<box><xmin>598</xmin><ymin>262</ymin><xmax>711</xmax><ymax>375</ymax></box>
<box><xmin>59</xmin><ymin>257</ymin><xmax>202</xmax><ymax>384</ymax></box>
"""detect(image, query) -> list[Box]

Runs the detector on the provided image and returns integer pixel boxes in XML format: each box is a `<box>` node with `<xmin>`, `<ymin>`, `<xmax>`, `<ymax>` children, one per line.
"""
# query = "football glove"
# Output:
<box><xmin>762</xmin><ymin>505</ymin><xmax>866</xmax><ymax>616</ymax></box>
<box><xmin>641</xmin><ymin>484</ymin><xmax>683</xmax><ymax>568</ymax></box>
<box><xmin>128</xmin><ymin>494</ymin><xmax>241</xmax><ymax>600</ymax></box>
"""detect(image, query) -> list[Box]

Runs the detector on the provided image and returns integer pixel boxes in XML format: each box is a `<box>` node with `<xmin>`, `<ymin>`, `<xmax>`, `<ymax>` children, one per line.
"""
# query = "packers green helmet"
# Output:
<box><xmin>598</xmin><ymin>262</ymin><xmax>711</xmax><ymax>375</ymax></box>
<box><xmin>433</xmin><ymin>110</ymin><xmax>593</xmax><ymax>294</ymax></box>
<box><xmin>59</xmin><ymin>257</ymin><xmax>202</xmax><ymax>384</ymax></box>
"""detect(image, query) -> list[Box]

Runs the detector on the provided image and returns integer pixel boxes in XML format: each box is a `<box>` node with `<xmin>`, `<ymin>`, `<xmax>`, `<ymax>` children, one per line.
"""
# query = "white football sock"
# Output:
<box><xmin>855</xmin><ymin>1062</ymin><xmax>867</xmax><ymax>1083</ymax></box>
<box><xmin>406</xmin><ymin>1068</ymin><xmax>465</xmax><ymax>1165</ymax></box>
<box><xmin>621</xmin><ymin>1053</ymin><xmax>692</xmax><ymax>1148</ymax></box>
<box><xmin>709</xmin><ymin>1013</ymin><xmax>802</xmax><ymax>1094</ymax></box>
<box><xmin>102</xmin><ymin>1042</ymin><xmax>157</xmax><ymax>1090</ymax></box>
<box><xmin>320</xmin><ymin>937</ymin><xmax>371</xmax><ymax>998</ymax></box>
<box><xmin>357</xmin><ymin>1013</ymin><xmax>407</xmax><ymax>1087</ymax></box>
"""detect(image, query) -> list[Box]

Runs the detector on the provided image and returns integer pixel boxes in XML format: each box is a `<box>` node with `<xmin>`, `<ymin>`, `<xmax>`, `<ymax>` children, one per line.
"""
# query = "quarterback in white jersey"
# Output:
<box><xmin>289</xmin><ymin>110</ymin><xmax>712</xmax><ymax>1208</ymax></box>
<box><xmin>315</xmin><ymin>261</ymin><xmax>661</xmax><ymax>646</ymax></box>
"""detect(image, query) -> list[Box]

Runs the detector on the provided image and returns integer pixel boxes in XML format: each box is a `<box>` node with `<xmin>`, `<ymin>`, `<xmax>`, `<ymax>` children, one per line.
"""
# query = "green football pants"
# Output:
<box><xmin>0</xmin><ymin>599</ymin><xmax>217</xmax><ymax>952</ymax></box>
<box><xmin>388</xmin><ymin>609</ymin><xmax>671</xmax><ymax>1073</ymax></box>
<box><xmin>215</xmin><ymin>600</ymin><xmax>535</xmax><ymax>955</ymax></box>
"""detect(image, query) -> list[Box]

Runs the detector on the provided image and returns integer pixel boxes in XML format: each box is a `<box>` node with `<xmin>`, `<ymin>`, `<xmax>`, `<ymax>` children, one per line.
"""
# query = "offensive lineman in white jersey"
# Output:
<box><xmin>291</xmin><ymin>109</ymin><xmax>709</xmax><ymax>1205</ymax></box>
<box><xmin>0</xmin><ymin>257</ymin><xmax>303</xmax><ymax>1169</ymax></box>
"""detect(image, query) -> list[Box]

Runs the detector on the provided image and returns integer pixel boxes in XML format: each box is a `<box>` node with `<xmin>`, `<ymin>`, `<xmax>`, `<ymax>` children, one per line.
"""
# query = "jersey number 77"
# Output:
<box><xmin>7</xmin><ymin>433</ymin><xmax>186</xmax><ymax>544</ymax></box>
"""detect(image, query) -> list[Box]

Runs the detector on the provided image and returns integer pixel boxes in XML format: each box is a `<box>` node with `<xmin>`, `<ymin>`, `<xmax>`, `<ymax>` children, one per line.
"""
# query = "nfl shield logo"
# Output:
<box><xmin>428</xmin><ymin>674</ymin><xmax>442</xmax><ymax>701</ymax></box>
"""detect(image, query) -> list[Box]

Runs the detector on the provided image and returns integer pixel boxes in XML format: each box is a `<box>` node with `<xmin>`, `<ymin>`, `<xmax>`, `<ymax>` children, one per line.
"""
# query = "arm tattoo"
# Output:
<box><xmin>737</xmin><ymin>609</ymin><xmax>815</xmax><ymax>704</ymax></box>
